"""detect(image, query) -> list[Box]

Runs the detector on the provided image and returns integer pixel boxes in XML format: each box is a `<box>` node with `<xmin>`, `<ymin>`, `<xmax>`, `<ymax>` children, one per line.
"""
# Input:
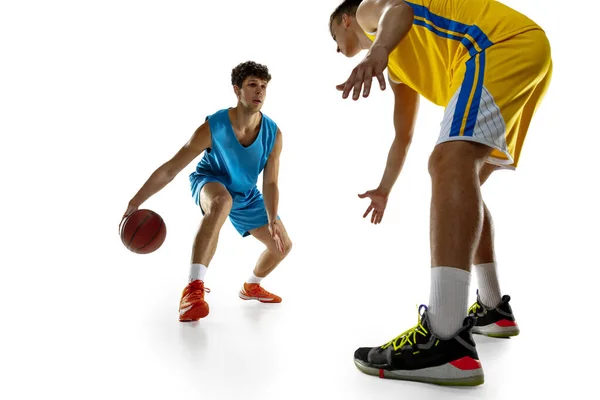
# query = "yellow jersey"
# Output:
<box><xmin>364</xmin><ymin>0</ymin><xmax>542</xmax><ymax>106</ymax></box>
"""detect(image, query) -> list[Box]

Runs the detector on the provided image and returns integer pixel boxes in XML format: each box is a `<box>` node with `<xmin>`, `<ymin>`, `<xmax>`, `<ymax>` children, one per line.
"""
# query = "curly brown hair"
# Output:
<box><xmin>231</xmin><ymin>61</ymin><xmax>272</xmax><ymax>88</ymax></box>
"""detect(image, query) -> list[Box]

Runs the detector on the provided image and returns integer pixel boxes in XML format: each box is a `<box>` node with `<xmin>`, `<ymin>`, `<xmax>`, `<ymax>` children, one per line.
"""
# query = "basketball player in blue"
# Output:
<box><xmin>121</xmin><ymin>61</ymin><xmax>292</xmax><ymax>322</ymax></box>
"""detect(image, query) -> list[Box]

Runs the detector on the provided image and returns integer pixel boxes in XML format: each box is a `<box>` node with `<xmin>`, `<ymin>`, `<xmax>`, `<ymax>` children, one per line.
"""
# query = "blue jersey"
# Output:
<box><xmin>189</xmin><ymin>108</ymin><xmax>278</xmax><ymax>195</ymax></box>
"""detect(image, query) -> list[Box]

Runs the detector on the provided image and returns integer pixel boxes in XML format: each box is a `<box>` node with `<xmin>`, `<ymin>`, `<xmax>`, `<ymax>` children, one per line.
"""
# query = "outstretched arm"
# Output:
<box><xmin>377</xmin><ymin>81</ymin><xmax>420</xmax><ymax>194</ymax></box>
<box><xmin>126</xmin><ymin>122</ymin><xmax>212</xmax><ymax>212</ymax></box>
<box><xmin>357</xmin><ymin>81</ymin><xmax>419</xmax><ymax>224</ymax></box>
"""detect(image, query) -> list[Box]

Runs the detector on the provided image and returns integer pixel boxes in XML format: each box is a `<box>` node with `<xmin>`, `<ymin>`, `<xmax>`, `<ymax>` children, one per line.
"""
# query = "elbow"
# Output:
<box><xmin>160</xmin><ymin>164</ymin><xmax>178</xmax><ymax>182</ymax></box>
<box><xmin>394</xmin><ymin>129</ymin><xmax>414</xmax><ymax>150</ymax></box>
<box><xmin>395</xmin><ymin>123</ymin><xmax>414</xmax><ymax>139</ymax></box>
<box><xmin>404</xmin><ymin>130</ymin><xmax>415</xmax><ymax>147</ymax></box>
<box><xmin>263</xmin><ymin>181</ymin><xmax>279</xmax><ymax>193</ymax></box>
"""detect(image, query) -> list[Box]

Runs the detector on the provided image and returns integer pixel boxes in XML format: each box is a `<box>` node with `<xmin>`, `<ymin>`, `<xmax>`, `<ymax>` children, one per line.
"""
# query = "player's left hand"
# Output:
<box><xmin>336</xmin><ymin>44</ymin><xmax>389</xmax><ymax>100</ymax></box>
<box><xmin>268</xmin><ymin>220</ymin><xmax>285</xmax><ymax>253</ymax></box>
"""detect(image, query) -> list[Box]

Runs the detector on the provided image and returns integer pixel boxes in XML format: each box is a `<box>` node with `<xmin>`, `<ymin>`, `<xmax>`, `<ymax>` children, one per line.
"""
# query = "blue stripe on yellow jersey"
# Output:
<box><xmin>364</xmin><ymin>0</ymin><xmax>541</xmax><ymax>106</ymax></box>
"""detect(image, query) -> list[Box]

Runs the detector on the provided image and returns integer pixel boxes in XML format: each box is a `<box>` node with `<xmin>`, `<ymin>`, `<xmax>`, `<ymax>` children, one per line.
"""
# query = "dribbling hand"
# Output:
<box><xmin>119</xmin><ymin>203</ymin><xmax>138</xmax><ymax>234</ymax></box>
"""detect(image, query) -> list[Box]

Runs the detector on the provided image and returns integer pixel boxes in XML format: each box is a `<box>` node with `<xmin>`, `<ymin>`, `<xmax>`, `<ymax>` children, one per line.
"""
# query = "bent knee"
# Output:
<box><xmin>428</xmin><ymin>142</ymin><xmax>492</xmax><ymax>178</ymax></box>
<box><xmin>283</xmin><ymin>239</ymin><xmax>293</xmax><ymax>256</ymax></box>
<box><xmin>273</xmin><ymin>238</ymin><xmax>293</xmax><ymax>258</ymax></box>
<box><xmin>427</xmin><ymin>144</ymin><xmax>460</xmax><ymax>178</ymax></box>
<box><xmin>479</xmin><ymin>163</ymin><xmax>501</xmax><ymax>185</ymax></box>
<box><xmin>205</xmin><ymin>194</ymin><xmax>232</xmax><ymax>217</ymax></box>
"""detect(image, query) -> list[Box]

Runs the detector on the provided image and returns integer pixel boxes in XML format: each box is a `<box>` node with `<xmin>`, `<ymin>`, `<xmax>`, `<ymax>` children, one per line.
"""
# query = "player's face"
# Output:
<box><xmin>331</xmin><ymin>16</ymin><xmax>361</xmax><ymax>57</ymax></box>
<box><xmin>237</xmin><ymin>77</ymin><xmax>268</xmax><ymax>110</ymax></box>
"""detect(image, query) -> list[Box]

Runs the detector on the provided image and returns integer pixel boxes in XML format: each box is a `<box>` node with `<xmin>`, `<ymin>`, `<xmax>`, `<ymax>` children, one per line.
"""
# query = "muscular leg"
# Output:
<box><xmin>191</xmin><ymin>182</ymin><xmax>232</xmax><ymax>266</ymax></box>
<box><xmin>429</xmin><ymin>141</ymin><xmax>494</xmax><ymax>270</ymax></box>
<box><xmin>426</xmin><ymin>141</ymin><xmax>493</xmax><ymax>338</ymax></box>
<box><xmin>248</xmin><ymin>220</ymin><xmax>293</xmax><ymax>278</ymax></box>
<box><xmin>474</xmin><ymin>164</ymin><xmax>500</xmax><ymax>265</ymax></box>
<box><xmin>179</xmin><ymin>182</ymin><xmax>231</xmax><ymax>321</ymax></box>
<box><xmin>238</xmin><ymin>220</ymin><xmax>292</xmax><ymax>303</ymax></box>
<box><xmin>473</xmin><ymin>164</ymin><xmax>504</xmax><ymax>308</ymax></box>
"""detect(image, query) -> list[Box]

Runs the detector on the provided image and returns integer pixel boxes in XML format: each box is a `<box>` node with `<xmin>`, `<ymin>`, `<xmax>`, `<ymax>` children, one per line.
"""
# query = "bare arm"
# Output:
<box><xmin>128</xmin><ymin>122</ymin><xmax>212</xmax><ymax>208</ymax></box>
<box><xmin>339</xmin><ymin>0</ymin><xmax>414</xmax><ymax>99</ymax></box>
<box><xmin>377</xmin><ymin>82</ymin><xmax>420</xmax><ymax>194</ymax></box>
<box><xmin>262</xmin><ymin>128</ymin><xmax>282</xmax><ymax>224</ymax></box>
<box><xmin>356</xmin><ymin>0</ymin><xmax>414</xmax><ymax>54</ymax></box>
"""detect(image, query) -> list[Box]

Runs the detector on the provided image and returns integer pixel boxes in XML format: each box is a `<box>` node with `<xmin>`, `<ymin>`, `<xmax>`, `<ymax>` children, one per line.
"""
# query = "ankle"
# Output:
<box><xmin>247</xmin><ymin>272</ymin><xmax>263</xmax><ymax>284</ymax></box>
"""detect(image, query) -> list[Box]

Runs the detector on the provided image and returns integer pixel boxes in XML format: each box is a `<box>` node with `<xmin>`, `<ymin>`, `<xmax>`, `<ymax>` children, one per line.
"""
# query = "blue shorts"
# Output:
<box><xmin>190</xmin><ymin>176</ymin><xmax>278</xmax><ymax>237</ymax></box>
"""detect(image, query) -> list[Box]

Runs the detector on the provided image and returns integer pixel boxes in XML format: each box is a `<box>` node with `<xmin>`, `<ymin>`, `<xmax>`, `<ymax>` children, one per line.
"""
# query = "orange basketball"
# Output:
<box><xmin>120</xmin><ymin>209</ymin><xmax>166</xmax><ymax>254</ymax></box>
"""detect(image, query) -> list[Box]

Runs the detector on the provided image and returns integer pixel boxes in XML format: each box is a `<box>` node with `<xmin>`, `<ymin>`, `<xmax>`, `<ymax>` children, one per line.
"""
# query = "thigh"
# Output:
<box><xmin>199</xmin><ymin>181</ymin><xmax>232</xmax><ymax>215</ymax></box>
<box><xmin>437</xmin><ymin>51</ymin><xmax>512</xmax><ymax>166</ymax></box>
<box><xmin>438</xmin><ymin>29</ymin><xmax>552</xmax><ymax>169</ymax></box>
<box><xmin>505</xmin><ymin>60</ymin><xmax>553</xmax><ymax>168</ymax></box>
<box><xmin>249</xmin><ymin>218</ymin><xmax>291</xmax><ymax>252</ymax></box>
<box><xmin>227</xmin><ymin>187</ymin><xmax>273</xmax><ymax>237</ymax></box>
<box><xmin>479</xmin><ymin>163</ymin><xmax>500</xmax><ymax>185</ymax></box>
<box><xmin>478</xmin><ymin>29</ymin><xmax>552</xmax><ymax>168</ymax></box>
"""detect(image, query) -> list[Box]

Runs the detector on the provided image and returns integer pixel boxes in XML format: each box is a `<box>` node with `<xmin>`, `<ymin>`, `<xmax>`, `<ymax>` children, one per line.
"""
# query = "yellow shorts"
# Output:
<box><xmin>437</xmin><ymin>29</ymin><xmax>553</xmax><ymax>169</ymax></box>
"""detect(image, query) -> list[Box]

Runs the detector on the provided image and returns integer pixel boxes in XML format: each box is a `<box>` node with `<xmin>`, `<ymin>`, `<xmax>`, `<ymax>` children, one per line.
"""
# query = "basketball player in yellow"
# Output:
<box><xmin>329</xmin><ymin>0</ymin><xmax>552</xmax><ymax>385</ymax></box>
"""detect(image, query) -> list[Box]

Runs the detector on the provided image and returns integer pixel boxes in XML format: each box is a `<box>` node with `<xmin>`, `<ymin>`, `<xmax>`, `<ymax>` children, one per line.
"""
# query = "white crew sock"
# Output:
<box><xmin>474</xmin><ymin>261</ymin><xmax>502</xmax><ymax>308</ymax></box>
<box><xmin>189</xmin><ymin>263</ymin><xmax>208</xmax><ymax>283</ymax></box>
<box><xmin>428</xmin><ymin>266</ymin><xmax>471</xmax><ymax>339</ymax></box>
<box><xmin>247</xmin><ymin>272</ymin><xmax>263</xmax><ymax>284</ymax></box>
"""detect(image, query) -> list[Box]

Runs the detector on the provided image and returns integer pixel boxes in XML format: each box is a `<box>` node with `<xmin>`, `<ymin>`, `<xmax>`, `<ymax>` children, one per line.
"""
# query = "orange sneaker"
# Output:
<box><xmin>179</xmin><ymin>280</ymin><xmax>210</xmax><ymax>322</ymax></box>
<box><xmin>239</xmin><ymin>282</ymin><xmax>282</xmax><ymax>303</ymax></box>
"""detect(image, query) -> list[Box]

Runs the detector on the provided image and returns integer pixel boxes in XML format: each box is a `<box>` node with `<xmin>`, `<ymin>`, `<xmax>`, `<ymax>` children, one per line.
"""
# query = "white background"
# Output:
<box><xmin>1</xmin><ymin>0</ymin><xmax>598</xmax><ymax>399</ymax></box>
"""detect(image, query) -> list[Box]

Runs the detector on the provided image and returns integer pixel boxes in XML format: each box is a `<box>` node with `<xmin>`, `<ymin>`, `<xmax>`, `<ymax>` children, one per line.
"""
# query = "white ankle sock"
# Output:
<box><xmin>428</xmin><ymin>266</ymin><xmax>471</xmax><ymax>339</ymax></box>
<box><xmin>189</xmin><ymin>263</ymin><xmax>208</xmax><ymax>282</ymax></box>
<box><xmin>247</xmin><ymin>272</ymin><xmax>263</xmax><ymax>284</ymax></box>
<box><xmin>474</xmin><ymin>262</ymin><xmax>502</xmax><ymax>308</ymax></box>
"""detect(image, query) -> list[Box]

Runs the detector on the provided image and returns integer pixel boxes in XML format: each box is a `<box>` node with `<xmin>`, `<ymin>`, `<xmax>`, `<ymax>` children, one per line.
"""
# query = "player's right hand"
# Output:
<box><xmin>337</xmin><ymin>44</ymin><xmax>388</xmax><ymax>100</ymax></box>
<box><xmin>358</xmin><ymin>188</ymin><xmax>389</xmax><ymax>224</ymax></box>
<box><xmin>119</xmin><ymin>203</ymin><xmax>138</xmax><ymax>234</ymax></box>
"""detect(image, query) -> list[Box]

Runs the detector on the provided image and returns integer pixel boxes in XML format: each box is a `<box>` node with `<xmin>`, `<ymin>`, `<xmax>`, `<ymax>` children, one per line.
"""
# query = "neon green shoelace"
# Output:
<box><xmin>468</xmin><ymin>301</ymin><xmax>482</xmax><ymax>315</ymax></box>
<box><xmin>381</xmin><ymin>305</ymin><xmax>429</xmax><ymax>352</ymax></box>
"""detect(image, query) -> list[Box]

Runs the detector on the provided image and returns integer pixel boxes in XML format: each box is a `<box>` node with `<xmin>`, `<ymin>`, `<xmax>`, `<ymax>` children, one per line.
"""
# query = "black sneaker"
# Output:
<box><xmin>353</xmin><ymin>305</ymin><xmax>484</xmax><ymax>386</ymax></box>
<box><xmin>468</xmin><ymin>291</ymin><xmax>520</xmax><ymax>338</ymax></box>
